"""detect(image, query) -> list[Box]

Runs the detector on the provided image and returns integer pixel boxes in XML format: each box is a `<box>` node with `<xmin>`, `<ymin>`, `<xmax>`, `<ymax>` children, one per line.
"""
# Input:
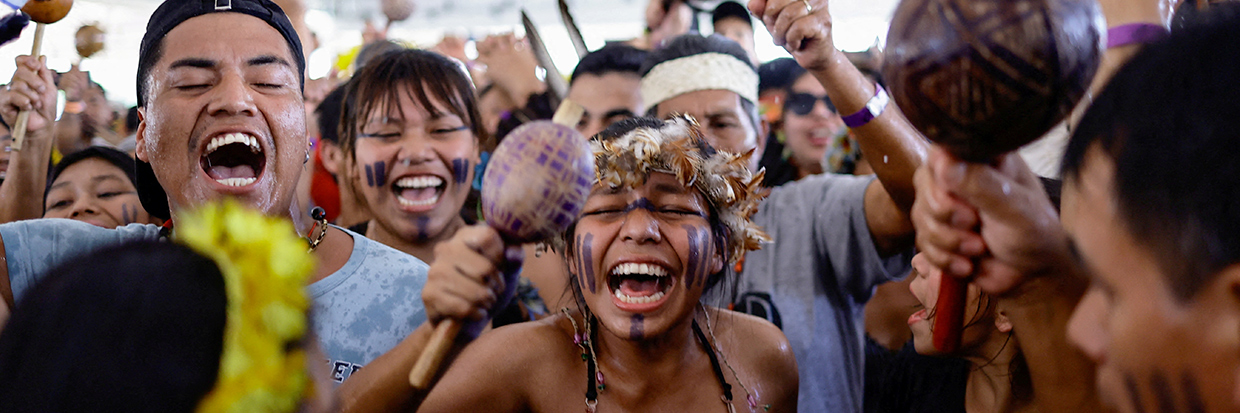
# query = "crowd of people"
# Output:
<box><xmin>0</xmin><ymin>0</ymin><xmax>1237</xmax><ymax>412</ymax></box>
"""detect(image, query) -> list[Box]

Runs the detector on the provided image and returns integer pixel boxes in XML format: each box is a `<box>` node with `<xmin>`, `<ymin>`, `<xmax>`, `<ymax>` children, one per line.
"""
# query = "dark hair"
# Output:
<box><xmin>354</xmin><ymin>40</ymin><xmax>406</xmax><ymax>72</ymax></box>
<box><xmin>569</xmin><ymin>44</ymin><xmax>649</xmax><ymax>86</ymax></box>
<box><xmin>125</xmin><ymin>106</ymin><xmax>140</xmax><ymax>134</ymax></box>
<box><xmin>758</xmin><ymin>57</ymin><xmax>802</xmax><ymax>94</ymax></box>
<box><xmin>640</xmin><ymin>34</ymin><xmax>762</xmax><ymax>136</ymax></box>
<box><xmin>0</xmin><ymin>241</ymin><xmax>227</xmax><ymax>412</ymax></box>
<box><xmin>640</xmin><ymin>34</ymin><xmax>754</xmax><ymax>77</ymax></box>
<box><xmin>1061</xmin><ymin>3</ymin><xmax>1240</xmax><ymax>301</ymax></box>
<box><xmin>316</xmin><ymin>83</ymin><xmax>348</xmax><ymax>144</ymax></box>
<box><xmin>45</xmin><ymin>146</ymin><xmax>139</xmax><ymax>208</ymax></box>
<box><xmin>340</xmin><ymin>49</ymin><xmax>490</xmax><ymax>158</ymax></box>
<box><xmin>711</xmin><ymin>1</ymin><xmax>753</xmax><ymax>28</ymax></box>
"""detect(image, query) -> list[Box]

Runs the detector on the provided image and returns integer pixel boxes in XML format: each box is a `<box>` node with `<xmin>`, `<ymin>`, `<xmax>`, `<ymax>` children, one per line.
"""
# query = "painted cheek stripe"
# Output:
<box><xmin>575</xmin><ymin>234</ymin><xmax>586</xmax><ymax>292</ymax></box>
<box><xmin>451</xmin><ymin>158</ymin><xmax>470</xmax><ymax>185</ymax></box>
<box><xmin>583</xmin><ymin>233</ymin><xmax>596</xmax><ymax>293</ymax></box>
<box><xmin>683</xmin><ymin>224</ymin><xmax>702</xmax><ymax>287</ymax></box>
<box><xmin>699</xmin><ymin>228</ymin><xmax>714</xmax><ymax>287</ymax></box>
<box><xmin>373</xmin><ymin>161</ymin><xmax>387</xmax><ymax>187</ymax></box>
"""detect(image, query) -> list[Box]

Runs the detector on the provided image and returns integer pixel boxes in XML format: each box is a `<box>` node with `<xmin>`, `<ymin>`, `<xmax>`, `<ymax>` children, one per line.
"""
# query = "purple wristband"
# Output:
<box><xmin>1107</xmin><ymin>23</ymin><xmax>1168</xmax><ymax>49</ymax></box>
<box><xmin>842</xmin><ymin>85</ymin><xmax>889</xmax><ymax>128</ymax></box>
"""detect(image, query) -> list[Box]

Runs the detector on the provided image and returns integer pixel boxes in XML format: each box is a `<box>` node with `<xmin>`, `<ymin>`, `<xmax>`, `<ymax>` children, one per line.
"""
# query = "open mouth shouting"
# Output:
<box><xmin>201</xmin><ymin>132</ymin><xmax>266</xmax><ymax>188</ymax></box>
<box><xmin>393</xmin><ymin>175</ymin><xmax>445</xmax><ymax>211</ymax></box>
<box><xmin>608</xmin><ymin>262</ymin><xmax>675</xmax><ymax>312</ymax></box>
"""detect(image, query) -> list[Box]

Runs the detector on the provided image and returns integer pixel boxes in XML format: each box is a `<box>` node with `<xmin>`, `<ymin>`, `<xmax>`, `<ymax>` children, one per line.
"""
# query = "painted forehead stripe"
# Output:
<box><xmin>574</xmin><ymin>115</ymin><xmax>770</xmax><ymax>265</ymax></box>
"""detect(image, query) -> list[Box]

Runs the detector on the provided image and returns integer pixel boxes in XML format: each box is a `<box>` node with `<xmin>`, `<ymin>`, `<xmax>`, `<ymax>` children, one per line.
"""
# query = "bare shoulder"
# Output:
<box><xmin>457</xmin><ymin>314</ymin><xmax>579</xmax><ymax>369</ymax></box>
<box><xmin>703</xmin><ymin>307</ymin><xmax>799</xmax><ymax>411</ymax></box>
<box><xmin>706</xmin><ymin>308</ymin><xmax>794</xmax><ymax>361</ymax></box>
<box><xmin>421</xmin><ymin>315</ymin><xmax>581</xmax><ymax>412</ymax></box>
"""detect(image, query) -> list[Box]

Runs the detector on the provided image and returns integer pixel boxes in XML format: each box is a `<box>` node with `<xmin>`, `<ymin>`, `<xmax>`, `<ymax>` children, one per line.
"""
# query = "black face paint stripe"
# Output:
<box><xmin>365</xmin><ymin>163</ymin><xmax>375</xmax><ymax>187</ymax></box>
<box><xmin>621</xmin><ymin>198</ymin><xmax>657</xmax><ymax>214</ymax></box>
<box><xmin>583</xmin><ymin>233</ymin><xmax>596</xmax><ymax>294</ymax></box>
<box><xmin>451</xmin><ymin>158</ymin><xmax>469</xmax><ymax>185</ymax></box>
<box><xmin>630</xmin><ymin>314</ymin><xmax>645</xmax><ymax>340</ymax></box>
<box><xmin>699</xmin><ymin>226</ymin><xmax>713</xmax><ymax>287</ymax></box>
<box><xmin>575</xmin><ymin>233</ymin><xmax>586</xmax><ymax>292</ymax></box>
<box><xmin>416</xmin><ymin>216</ymin><xmax>429</xmax><ymax>240</ymax></box>
<box><xmin>682</xmin><ymin>224</ymin><xmax>702</xmax><ymax>288</ymax></box>
<box><xmin>373</xmin><ymin>161</ymin><xmax>386</xmax><ymax>186</ymax></box>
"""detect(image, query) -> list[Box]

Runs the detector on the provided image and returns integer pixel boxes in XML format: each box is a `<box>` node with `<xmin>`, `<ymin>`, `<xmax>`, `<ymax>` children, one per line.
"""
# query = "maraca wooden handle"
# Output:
<box><xmin>11</xmin><ymin>22</ymin><xmax>46</xmax><ymax>151</ymax></box>
<box><xmin>409</xmin><ymin>319</ymin><xmax>461</xmax><ymax>389</ymax></box>
<box><xmin>11</xmin><ymin>111</ymin><xmax>31</xmax><ymax>150</ymax></box>
<box><xmin>931</xmin><ymin>273</ymin><xmax>968</xmax><ymax>352</ymax></box>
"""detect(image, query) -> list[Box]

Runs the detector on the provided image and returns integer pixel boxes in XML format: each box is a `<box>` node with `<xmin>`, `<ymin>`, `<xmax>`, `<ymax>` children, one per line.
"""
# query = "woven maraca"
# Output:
<box><xmin>884</xmin><ymin>0</ymin><xmax>1102</xmax><ymax>162</ymax></box>
<box><xmin>410</xmin><ymin>101</ymin><xmax>592</xmax><ymax>388</ymax></box>
<box><xmin>481</xmin><ymin>122</ymin><xmax>593</xmax><ymax>243</ymax></box>
<box><xmin>883</xmin><ymin>0</ymin><xmax>1102</xmax><ymax>351</ymax></box>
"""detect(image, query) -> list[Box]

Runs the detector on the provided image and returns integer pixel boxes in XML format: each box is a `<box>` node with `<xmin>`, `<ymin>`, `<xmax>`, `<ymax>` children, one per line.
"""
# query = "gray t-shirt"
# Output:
<box><xmin>733</xmin><ymin>174</ymin><xmax>913</xmax><ymax>413</ymax></box>
<box><xmin>1</xmin><ymin>219</ymin><xmax>428</xmax><ymax>384</ymax></box>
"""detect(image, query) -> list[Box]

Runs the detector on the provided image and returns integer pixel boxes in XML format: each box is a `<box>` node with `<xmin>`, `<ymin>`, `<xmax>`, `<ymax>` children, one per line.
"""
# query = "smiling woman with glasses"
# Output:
<box><xmin>776</xmin><ymin>64</ymin><xmax>870</xmax><ymax>180</ymax></box>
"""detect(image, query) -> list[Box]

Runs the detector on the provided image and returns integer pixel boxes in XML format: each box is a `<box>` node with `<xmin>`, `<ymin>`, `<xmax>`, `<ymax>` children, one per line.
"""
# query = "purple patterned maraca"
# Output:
<box><xmin>481</xmin><ymin>105</ymin><xmax>594</xmax><ymax>243</ymax></box>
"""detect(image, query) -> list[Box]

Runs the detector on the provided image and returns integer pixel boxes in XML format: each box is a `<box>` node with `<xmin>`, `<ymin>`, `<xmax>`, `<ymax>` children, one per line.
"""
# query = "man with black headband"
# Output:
<box><xmin>0</xmin><ymin>0</ymin><xmax>453</xmax><ymax>385</ymax></box>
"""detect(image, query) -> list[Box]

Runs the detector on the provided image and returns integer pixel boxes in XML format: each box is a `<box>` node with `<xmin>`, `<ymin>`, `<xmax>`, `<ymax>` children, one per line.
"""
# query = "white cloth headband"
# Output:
<box><xmin>640</xmin><ymin>52</ymin><xmax>759</xmax><ymax>108</ymax></box>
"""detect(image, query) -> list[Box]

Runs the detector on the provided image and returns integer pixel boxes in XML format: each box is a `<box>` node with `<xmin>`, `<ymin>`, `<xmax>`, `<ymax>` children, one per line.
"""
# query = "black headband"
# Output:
<box><xmin>136</xmin><ymin>0</ymin><xmax>305</xmax><ymax>107</ymax></box>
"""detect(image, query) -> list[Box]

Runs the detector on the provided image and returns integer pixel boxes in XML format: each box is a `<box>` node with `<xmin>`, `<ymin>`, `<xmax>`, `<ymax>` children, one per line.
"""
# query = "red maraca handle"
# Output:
<box><xmin>931</xmin><ymin>272</ymin><xmax>968</xmax><ymax>352</ymax></box>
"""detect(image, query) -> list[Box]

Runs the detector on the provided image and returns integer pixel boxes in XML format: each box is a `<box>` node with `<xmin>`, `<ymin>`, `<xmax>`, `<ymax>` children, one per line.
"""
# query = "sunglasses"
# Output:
<box><xmin>784</xmin><ymin>92</ymin><xmax>837</xmax><ymax>116</ymax></box>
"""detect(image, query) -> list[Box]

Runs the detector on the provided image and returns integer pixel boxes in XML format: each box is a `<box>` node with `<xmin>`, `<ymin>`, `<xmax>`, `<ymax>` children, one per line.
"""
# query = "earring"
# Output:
<box><xmin>304</xmin><ymin>150</ymin><xmax>311</xmax><ymax>164</ymax></box>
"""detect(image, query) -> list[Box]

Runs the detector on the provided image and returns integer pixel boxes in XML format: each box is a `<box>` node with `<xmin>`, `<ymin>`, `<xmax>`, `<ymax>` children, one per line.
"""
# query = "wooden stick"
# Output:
<box><xmin>12</xmin><ymin>22</ymin><xmax>46</xmax><ymax>151</ymax></box>
<box><xmin>408</xmin><ymin>320</ymin><xmax>461</xmax><ymax>389</ymax></box>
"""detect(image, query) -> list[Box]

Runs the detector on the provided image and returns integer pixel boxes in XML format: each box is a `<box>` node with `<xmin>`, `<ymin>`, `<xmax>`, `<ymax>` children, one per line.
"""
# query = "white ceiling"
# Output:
<box><xmin>0</xmin><ymin>0</ymin><xmax>898</xmax><ymax>105</ymax></box>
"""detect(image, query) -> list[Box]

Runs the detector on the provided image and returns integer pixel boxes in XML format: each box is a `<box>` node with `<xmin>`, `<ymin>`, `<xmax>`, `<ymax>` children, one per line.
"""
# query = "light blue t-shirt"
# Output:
<box><xmin>732</xmin><ymin>174</ymin><xmax>913</xmax><ymax>413</ymax></box>
<box><xmin>0</xmin><ymin>219</ymin><xmax>428</xmax><ymax>384</ymax></box>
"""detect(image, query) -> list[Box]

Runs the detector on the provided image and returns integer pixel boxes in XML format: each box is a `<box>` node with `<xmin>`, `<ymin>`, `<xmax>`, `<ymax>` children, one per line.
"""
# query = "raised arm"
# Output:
<box><xmin>0</xmin><ymin>55</ymin><xmax>59</xmax><ymax>224</ymax></box>
<box><xmin>749</xmin><ymin>0</ymin><xmax>927</xmax><ymax>255</ymax></box>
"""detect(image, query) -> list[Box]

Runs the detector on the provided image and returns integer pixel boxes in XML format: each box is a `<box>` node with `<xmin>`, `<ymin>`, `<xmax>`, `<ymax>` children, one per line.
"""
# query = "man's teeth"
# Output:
<box><xmin>615</xmin><ymin>290</ymin><xmax>665</xmax><ymax>304</ymax></box>
<box><xmin>217</xmin><ymin>177</ymin><xmax>256</xmax><ymax>187</ymax></box>
<box><xmin>205</xmin><ymin>133</ymin><xmax>260</xmax><ymax>154</ymax></box>
<box><xmin>610</xmin><ymin>262</ymin><xmax>669</xmax><ymax>277</ymax></box>
<box><xmin>395</xmin><ymin>176</ymin><xmax>444</xmax><ymax>189</ymax></box>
